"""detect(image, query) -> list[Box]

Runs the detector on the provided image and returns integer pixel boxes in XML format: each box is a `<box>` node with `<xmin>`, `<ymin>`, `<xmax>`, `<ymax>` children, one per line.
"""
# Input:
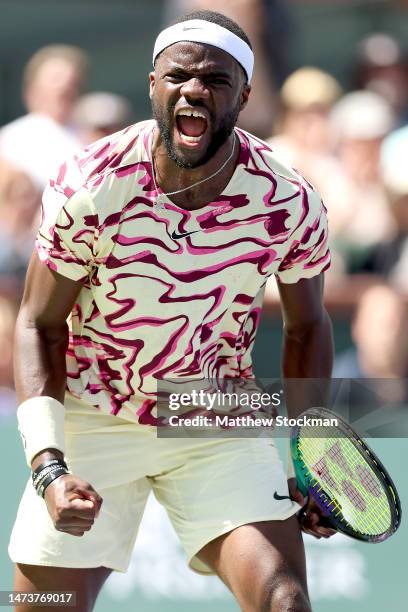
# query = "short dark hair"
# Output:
<box><xmin>173</xmin><ymin>10</ymin><xmax>252</xmax><ymax>50</ymax></box>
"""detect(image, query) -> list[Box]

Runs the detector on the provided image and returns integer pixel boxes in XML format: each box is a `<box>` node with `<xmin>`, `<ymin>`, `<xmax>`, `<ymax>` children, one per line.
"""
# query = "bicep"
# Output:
<box><xmin>18</xmin><ymin>251</ymin><xmax>83</xmax><ymax>329</ymax></box>
<box><xmin>276</xmin><ymin>274</ymin><xmax>325</xmax><ymax>330</ymax></box>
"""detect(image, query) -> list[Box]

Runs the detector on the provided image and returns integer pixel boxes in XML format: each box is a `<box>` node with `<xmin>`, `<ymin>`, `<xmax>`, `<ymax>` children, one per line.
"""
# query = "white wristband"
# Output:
<box><xmin>287</xmin><ymin>442</ymin><xmax>296</xmax><ymax>479</ymax></box>
<box><xmin>17</xmin><ymin>396</ymin><xmax>65</xmax><ymax>467</ymax></box>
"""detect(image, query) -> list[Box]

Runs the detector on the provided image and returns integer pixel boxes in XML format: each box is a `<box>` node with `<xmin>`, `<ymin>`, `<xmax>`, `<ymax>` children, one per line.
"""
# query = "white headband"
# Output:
<box><xmin>153</xmin><ymin>19</ymin><xmax>253</xmax><ymax>83</ymax></box>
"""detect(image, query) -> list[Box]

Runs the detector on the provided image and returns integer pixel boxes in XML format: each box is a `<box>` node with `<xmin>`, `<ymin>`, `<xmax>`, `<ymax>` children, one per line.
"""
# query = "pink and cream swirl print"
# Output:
<box><xmin>36</xmin><ymin>120</ymin><xmax>330</xmax><ymax>424</ymax></box>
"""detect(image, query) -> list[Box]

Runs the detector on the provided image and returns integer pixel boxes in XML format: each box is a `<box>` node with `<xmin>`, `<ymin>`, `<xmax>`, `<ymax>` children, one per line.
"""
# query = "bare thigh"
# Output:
<box><xmin>197</xmin><ymin>516</ymin><xmax>311</xmax><ymax>612</ymax></box>
<box><xmin>13</xmin><ymin>564</ymin><xmax>112</xmax><ymax>612</ymax></box>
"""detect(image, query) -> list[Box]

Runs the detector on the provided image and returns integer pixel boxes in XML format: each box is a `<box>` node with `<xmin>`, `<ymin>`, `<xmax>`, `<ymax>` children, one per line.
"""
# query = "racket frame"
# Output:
<box><xmin>290</xmin><ymin>406</ymin><xmax>402</xmax><ymax>542</ymax></box>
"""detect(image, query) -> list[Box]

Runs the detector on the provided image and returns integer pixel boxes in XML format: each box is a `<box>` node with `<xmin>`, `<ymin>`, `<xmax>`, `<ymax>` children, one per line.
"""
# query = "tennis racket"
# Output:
<box><xmin>291</xmin><ymin>407</ymin><xmax>401</xmax><ymax>542</ymax></box>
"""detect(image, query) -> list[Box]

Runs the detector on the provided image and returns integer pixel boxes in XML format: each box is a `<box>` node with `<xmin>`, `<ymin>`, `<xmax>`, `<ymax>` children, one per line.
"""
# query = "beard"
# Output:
<box><xmin>151</xmin><ymin>97</ymin><xmax>240</xmax><ymax>169</ymax></box>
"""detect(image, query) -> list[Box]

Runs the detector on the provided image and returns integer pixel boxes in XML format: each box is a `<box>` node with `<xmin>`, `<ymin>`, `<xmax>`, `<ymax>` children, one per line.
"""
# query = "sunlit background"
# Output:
<box><xmin>0</xmin><ymin>1</ymin><xmax>407</xmax><ymax>611</ymax></box>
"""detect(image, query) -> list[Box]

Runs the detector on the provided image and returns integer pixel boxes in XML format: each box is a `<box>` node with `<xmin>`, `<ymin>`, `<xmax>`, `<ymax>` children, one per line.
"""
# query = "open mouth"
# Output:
<box><xmin>175</xmin><ymin>108</ymin><xmax>208</xmax><ymax>144</ymax></box>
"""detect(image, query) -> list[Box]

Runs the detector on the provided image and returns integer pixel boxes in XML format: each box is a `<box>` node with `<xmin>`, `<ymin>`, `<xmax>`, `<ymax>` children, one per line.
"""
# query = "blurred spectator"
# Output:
<box><xmin>0</xmin><ymin>294</ymin><xmax>17</xmax><ymax>388</ymax></box>
<box><xmin>365</xmin><ymin>125</ymin><xmax>408</xmax><ymax>290</ymax></box>
<box><xmin>0</xmin><ymin>45</ymin><xmax>88</xmax><ymax>189</ymax></box>
<box><xmin>0</xmin><ymin>157</ymin><xmax>40</xmax><ymax>284</ymax></box>
<box><xmin>334</xmin><ymin>284</ymin><xmax>408</xmax><ymax>379</ymax></box>
<box><xmin>73</xmin><ymin>92</ymin><xmax>134</xmax><ymax>145</ymax></box>
<box><xmin>354</xmin><ymin>33</ymin><xmax>408</xmax><ymax>125</ymax></box>
<box><xmin>164</xmin><ymin>0</ymin><xmax>293</xmax><ymax>138</ymax></box>
<box><xmin>327</xmin><ymin>91</ymin><xmax>396</xmax><ymax>273</ymax></box>
<box><xmin>268</xmin><ymin>67</ymin><xmax>342</xmax><ymax>168</ymax></box>
<box><xmin>0</xmin><ymin>294</ymin><xmax>17</xmax><ymax>416</ymax></box>
<box><xmin>267</xmin><ymin>67</ymin><xmax>350</xmax><ymax>280</ymax></box>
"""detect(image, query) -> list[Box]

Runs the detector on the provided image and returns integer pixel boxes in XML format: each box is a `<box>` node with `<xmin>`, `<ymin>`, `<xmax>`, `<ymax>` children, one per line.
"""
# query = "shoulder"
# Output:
<box><xmin>235</xmin><ymin>127</ymin><xmax>317</xmax><ymax>187</ymax></box>
<box><xmin>0</xmin><ymin>114</ymin><xmax>50</xmax><ymax>158</ymax></box>
<box><xmin>40</xmin><ymin>119</ymin><xmax>155</xmax><ymax>233</ymax></box>
<box><xmin>0</xmin><ymin>113</ymin><xmax>34</xmax><ymax>139</ymax></box>
<box><xmin>235</xmin><ymin>127</ymin><xmax>325</xmax><ymax>216</ymax></box>
<box><xmin>44</xmin><ymin>119</ymin><xmax>154</xmax><ymax>204</ymax></box>
<box><xmin>0</xmin><ymin>112</ymin><xmax>73</xmax><ymax>141</ymax></box>
<box><xmin>69</xmin><ymin>119</ymin><xmax>154</xmax><ymax>188</ymax></box>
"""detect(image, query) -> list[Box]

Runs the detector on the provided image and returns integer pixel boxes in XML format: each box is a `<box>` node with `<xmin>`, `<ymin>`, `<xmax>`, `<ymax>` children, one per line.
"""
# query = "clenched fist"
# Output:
<box><xmin>44</xmin><ymin>474</ymin><xmax>103</xmax><ymax>537</ymax></box>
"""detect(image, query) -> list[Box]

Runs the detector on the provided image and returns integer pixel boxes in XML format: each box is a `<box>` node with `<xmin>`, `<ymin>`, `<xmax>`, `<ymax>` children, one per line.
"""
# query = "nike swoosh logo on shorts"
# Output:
<box><xmin>171</xmin><ymin>229</ymin><xmax>200</xmax><ymax>239</ymax></box>
<box><xmin>273</xmin><ymin>491</ymin><xmax>292</xmax><ymax>501</ymax></box>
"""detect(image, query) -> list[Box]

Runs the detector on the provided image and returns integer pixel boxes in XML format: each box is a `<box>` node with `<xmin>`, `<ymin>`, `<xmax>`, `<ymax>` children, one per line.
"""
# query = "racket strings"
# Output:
<box><xmin>304</xmin><ymin>467</ymin><xmax>390</xmax><ymax>536</ymax></box>
<box><xmin>316</xmin><ymin>478</ymin><xmax>389</xmax><ymax>535</ymax></box>
<box><xmin>297</xmin><ymin>428</ymin><xmax>392</xmax><ymax>536</ymax></box>
<box><xmin>312</xmin><ymin>482</ymin><xmax>387</xmax><ymax>536</ymax></box>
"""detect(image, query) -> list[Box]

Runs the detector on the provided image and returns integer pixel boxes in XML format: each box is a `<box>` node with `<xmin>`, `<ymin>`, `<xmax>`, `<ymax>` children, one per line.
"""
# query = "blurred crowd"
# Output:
<box><xmin>0</xmin><ymin>44</ymin><xmax>135</xmax><ymax>398</ymax></box>
<box><xmin>1</xmin><ymin>0</ymin><xmax>408</xmax><ymax>396</ymax></box>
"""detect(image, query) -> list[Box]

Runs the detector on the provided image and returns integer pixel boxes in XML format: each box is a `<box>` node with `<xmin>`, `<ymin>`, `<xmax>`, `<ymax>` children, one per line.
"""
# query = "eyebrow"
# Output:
<box><xmin>165</xmin><ymin>63</ymin><xmax>232</xmax><ymax>79</ymax></box>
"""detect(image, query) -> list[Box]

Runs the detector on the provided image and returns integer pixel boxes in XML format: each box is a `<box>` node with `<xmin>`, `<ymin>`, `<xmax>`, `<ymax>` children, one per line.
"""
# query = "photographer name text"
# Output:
<box><xmin>167</xmin><ymin>415</ymin><xmax>338</xmax><ymax>428</ymax></box>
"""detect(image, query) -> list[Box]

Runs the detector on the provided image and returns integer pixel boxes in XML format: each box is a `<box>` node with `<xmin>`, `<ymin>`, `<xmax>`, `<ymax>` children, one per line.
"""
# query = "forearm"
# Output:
<box><xmin>14</xmin><ymin>306</ymin><xmax>69</xmax><ymax>404</ymax></box>
<box><xmin>282</xmin><ymin>308</ymin><xmax>333</xmax><ymax>377</ymax></box>
<box><xmin>14</xmin><ymin>307</ymin><xmax>69</xmax><ymax>467</ymax></box>
<box><xmin>282</xmin><ymin>309</ymin><xmax>334</xmax><ymax>418</ymax></box>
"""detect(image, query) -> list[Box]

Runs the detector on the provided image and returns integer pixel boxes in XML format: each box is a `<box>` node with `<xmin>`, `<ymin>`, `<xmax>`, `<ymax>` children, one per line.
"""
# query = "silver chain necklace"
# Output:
<box><xmin>151</xmin><ymin>131</ymin><xmax>237</xmax><ymax>207</ymax></box>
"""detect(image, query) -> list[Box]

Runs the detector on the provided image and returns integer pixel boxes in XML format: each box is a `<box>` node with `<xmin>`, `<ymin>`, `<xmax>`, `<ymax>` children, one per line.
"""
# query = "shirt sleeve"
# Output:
<box><xmin>275</xmin><ymin>182</ymin><xmax>330</xmax><ymax>284</ymax></box>
<box><xmin>35</xmin><ymin>181</ymin><xmax>99</xmax><ymax>283</ymax></box>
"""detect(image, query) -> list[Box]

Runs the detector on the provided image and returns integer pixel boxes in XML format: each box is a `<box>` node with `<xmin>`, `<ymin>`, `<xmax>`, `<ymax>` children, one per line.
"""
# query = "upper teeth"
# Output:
<box><xmin>177</xmin><ymin>109</ymin><xmax>206</xmax><ymax>119</ymax></box>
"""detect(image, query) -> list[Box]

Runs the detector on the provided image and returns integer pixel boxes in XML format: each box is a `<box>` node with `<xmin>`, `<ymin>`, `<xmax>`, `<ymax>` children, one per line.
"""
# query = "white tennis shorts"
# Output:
<box><xmin>9</xmin><ymin>393</ymin><xmax>300</xmax><ymax>574</ymax></box>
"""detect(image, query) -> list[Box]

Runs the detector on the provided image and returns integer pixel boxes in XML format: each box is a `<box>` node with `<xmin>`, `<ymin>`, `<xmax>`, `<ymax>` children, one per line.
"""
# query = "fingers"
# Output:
<box><xmin>69</xmin><ymin>484</ymin><xmax>103</xmax><ymax>518</ymax></box>
<box><xmin>291</xmin><ymin>489</ymin><xmax>305</xmax><ymax>506</ymax></box>
<box><xmin>60</xmin><ymin>517</ymin><xmax>94</xmax><ymax>529</ymax></box>
<box><xmin>68</xmin><ymin>497</ymin><xmax>101</xmax><ymax>519</ymax></box>
<box><xmin>60</xmin><ymin>527</ymin><xmax>89</xmax><ymax>537</ymax></box>
<box><xmin>302</xmin><ymin>511</ymin><xmax>337</xmax><ymax>538</ymax></box>
<box><xmin>298</xmin><ymin>498</ymin><xmax>338</xmax><ymax>539</ymax></box>
<box><xmin>54</xmin><ymin>507</ymin><xmax>95</xmax><ymax>534</ymax></box>
<box><xmin>45</xmin><ymin>474</ymin><xmax>104</xmax><ymax>535</ymax></box>
<box><xmin>287</xmin><ymin>480</ymin><xmax>306</xmax><ymax>507</ymax></box>
<box><xmin>56</xmin><ymin>519</ymin><xmax>94</xmax><ymax>536</ymax></box>
<box><xmin>59</xmin><ymin>490</ymin><xmax>102</xmax><ymax>533</ymax></box>
<box><xmin>287</xmin><ymin>479</ymin><xmax>307</xmax><ymax>507</ymax></box>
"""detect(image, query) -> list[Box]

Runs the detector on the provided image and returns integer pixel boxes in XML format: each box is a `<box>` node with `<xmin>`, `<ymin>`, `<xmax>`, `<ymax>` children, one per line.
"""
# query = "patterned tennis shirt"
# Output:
<box><xmin>36</xmin><ymin>119</ymin><xmax>330</xmax><ymax>424</ymax></box>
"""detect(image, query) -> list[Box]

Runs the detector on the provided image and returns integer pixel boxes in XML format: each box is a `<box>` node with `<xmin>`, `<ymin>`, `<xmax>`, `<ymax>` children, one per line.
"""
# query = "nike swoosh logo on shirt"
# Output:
<box><xmin>273</xmin><ymin>491</ymin><xmax>292</xmax><ymax>501</ymax></box>
<box><xmin>171</xmin><ymin>229</ymin><xmax>200</xmax><ymax>239</ymax></box>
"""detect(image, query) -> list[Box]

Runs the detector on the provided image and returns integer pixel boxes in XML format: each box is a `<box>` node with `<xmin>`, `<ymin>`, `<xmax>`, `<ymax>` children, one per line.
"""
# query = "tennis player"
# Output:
<box><xmin>9</xmin><ymin>10</ymin><xmax>335</xmax><ymax>612</ymax></box>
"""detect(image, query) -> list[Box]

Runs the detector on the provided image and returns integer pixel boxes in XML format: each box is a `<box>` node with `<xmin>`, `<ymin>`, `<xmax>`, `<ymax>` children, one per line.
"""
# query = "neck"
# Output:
<box><xmin>151</xmin><ymin>127</ymin><xmax>238</xmax><ymax>205</ymax></box>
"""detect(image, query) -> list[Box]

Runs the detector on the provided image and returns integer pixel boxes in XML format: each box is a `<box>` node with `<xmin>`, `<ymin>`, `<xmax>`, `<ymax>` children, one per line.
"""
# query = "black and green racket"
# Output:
<box><xmin>291</xmin><ymin>407</ymin><xmax>401</xmax><ymax>542</ymax></box>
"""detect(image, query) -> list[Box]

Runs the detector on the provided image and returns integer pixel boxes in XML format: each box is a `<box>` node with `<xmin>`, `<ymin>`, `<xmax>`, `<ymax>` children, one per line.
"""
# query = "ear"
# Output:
<box><xmin>240</xmin><ymin>84</ymin><xmax>251</xmax><ymax>112</ymax></box>
<box><xmin>149</xmin><ymin>71</ymin><xmax>156</xmax><ymax>99</ymax></box>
